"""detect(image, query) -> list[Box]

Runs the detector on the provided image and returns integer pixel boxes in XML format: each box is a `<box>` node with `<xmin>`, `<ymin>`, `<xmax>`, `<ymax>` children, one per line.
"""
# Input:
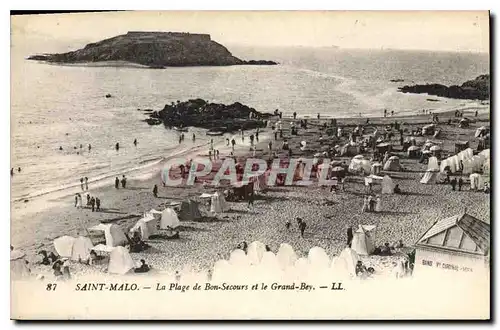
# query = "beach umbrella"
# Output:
<box><xmin>353</xmin><ymin>155</ymin><xmax>364</xmax><ymax>160</ymax></box>
<box><xmin>430</xmin><ymin>145</ymin><xmax>441</xmax><ymax>152</ymax></box>
<box><xmin>388</xmin><ymin>156</ymin><xmax>399</xmax><ymax>161</ymax></box>
<box><xmin>407</xmin><ymin>146</ymin><xmax>420</xmax><ymax>151</ymax></box>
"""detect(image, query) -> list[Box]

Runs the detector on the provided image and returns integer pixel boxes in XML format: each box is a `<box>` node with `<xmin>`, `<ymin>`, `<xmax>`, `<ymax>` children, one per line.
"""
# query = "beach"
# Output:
<box><xmin>12</xmin><ymin>107</ymin><xmax>490</xmax><ymax>278</ymax></box>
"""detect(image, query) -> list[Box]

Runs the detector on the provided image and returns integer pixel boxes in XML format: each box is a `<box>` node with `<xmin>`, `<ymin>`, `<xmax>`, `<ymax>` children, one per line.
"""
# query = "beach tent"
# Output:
<box><xmin>371</xmin><ymin>163</ymin><xmax>382</xmax><ymax>175</ymax></box>
<box><xmin>340</xmin><ymin>143</ymin><xmax>360</xmax><ymax>156</ymax></box>
<box><xmin>160</xmin><ymin>208</ymin><xmax>180</xmax><ymax>229</ymax></box>
<box><xmin>349</xmin><ymin>155</ymin><xmax>371</xmax><ymax>175</ymax></box>
<box><xmin>89</xmin><ymin>223</ymin><xmax>128</xmax><ymax>247</ymax></box>
<box><xmin>331</xmin><ymin>248</ymin><xmax>359</xmax><ymax>278</ymax></box>
<box><xmin>420</xmin><ymin>170</ymin><xmax>439</xmax><ymax>184</ymax></box>
<box><xmin>383</xmin><ymin>156</ymin><xmax>401</xmax><ymax>171</ymax></box>
<box><xmin>11</xmin><ymin>249</ymin><xmax>30</xmax><ymax>279</ymax></box>
<box><xmin>53</xmin><ymin>236</ymin><xmax>76</xmax><ymax>258</ymax></box>
<box><xmin>178</xmin><ymin>200</ymin><xmax>202</xmax><ymax>221</ymax></box>
<box><xmin>108</xmin><ymin>246</ymin><xmax>135</xmax><ymax>275</ymax></box>
<box><xmin>308</xmin><ymin>247</ymin><xmax>330</xmax><ymax>269</ymax></box>
<box><xmin>382</xmin><ymin>175</ymin><xmax>395</xmax><ymax>194</ymax></box>
<box><xmin>351</xmin><ymin>225</ymin><xmax>376</xmax><ymax>256</ymax></box>
<box><xmin>210</xmin><ymin>191</ymin><xmax>229</xmax><ymax>214</ymax></box>
<box><xmin>376</xmin><ymin>142</ymin><xmax>392</xmax><ymax>154</ymax></box>
<box><xmin>458</xmin><ymin>118</ymin><xmax>470</xmax><ymax>128</ymax></box>
<box><xmin>422</xmin><ymin>124</ymin><xmax>436</xmax><ymax>135</ymax></box>
<box><xmin>71</xmin><ymin>236</ymin><xmax>94</xmax><ymax>262</ymax></box>
<box><xmin>407</xmin><ymin>146</ymin><xmax>420</xmax><ymax>158</ymax></box>
<box><xmin>247</xmin><ymin>241</ymin><xmax>266</xmax><ymax>265</ymax></box>
<box><xmin>475</xmin><ymin>126</ymin><xmax>489</xmax><ymax>138</ymax></box>
<box><xmin>130</xmin><ymin>214</ymin><xmax>158</xmax><ymax>240</ymax></box>
<box><xmin>470</xmin><ymin>173</ymin><xmax>485</xmax><ymax>191</ymax></box>
<box><xmin>483</xmin><ymin>159</ymin><xmax>490</xmax><ymax>176</ymax></box>
<box><xmin>427</xmin><ymin>156</ymin><xmax>440</xmax><ymax>172</ymax></box>
<box><xmin>430</xmin><ymin>145</ymin><xmax>442</xmax><ymax>157</ymax></box>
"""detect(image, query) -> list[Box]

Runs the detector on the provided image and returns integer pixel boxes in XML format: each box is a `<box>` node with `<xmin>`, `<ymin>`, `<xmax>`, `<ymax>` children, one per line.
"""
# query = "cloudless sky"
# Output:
<box><xmin>11</xmin><ymin>11</ymin><xmax>489</xmax><ymax>52</ymax></box>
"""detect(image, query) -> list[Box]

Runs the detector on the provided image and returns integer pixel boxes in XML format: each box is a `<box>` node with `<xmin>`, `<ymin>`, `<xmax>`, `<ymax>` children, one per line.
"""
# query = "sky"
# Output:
<box><xmin>11</xmin><ymin>11</ymin><xmax>490</xmax><ymax>53</ymax></box>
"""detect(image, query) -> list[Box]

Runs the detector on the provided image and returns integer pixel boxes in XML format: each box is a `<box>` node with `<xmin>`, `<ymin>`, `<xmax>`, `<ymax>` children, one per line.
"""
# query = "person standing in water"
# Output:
<box><xmin>153</xmin><ymin>184</ymin><xmax>158</xmax><ymax>198</ymax></box>
<box><xmin>115</xmin><ymin>177</ymin><xmax>120</xmax><ymax>189</ymax></box>
<box><xmin>121</xmin><ymin>175</ymin><xmax>127</xmax><ymax>188</ymax></box>
<box><xmin>133</xmin><ymin>139</ymin><xmax>137</xmax><ymax>146</ymax></box>
<box><xmin>80</xmin><ymin>178</ymin><xmax>84</xmax><ymax>191</ymax></box>
<box><xmin>115</xmin><ymin>143</ymin><xmax>119</xmax><ymax>151</ymax></box>
<box><xmin>84</xmin><ymin>177</ymin><xmax>89</xmax><ymax>190</ymax></box>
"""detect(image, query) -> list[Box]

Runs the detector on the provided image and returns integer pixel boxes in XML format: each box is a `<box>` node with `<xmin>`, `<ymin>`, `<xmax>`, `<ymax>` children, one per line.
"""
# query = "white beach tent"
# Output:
<box><xmin>407</xmin><ymin>145</ymin><xmax>420</xmax><ymax>158</ymax></box>
<box><xmin>210</xmin><ymin>191</ymin><xmax>229</xmax><ymax>214</ymax></box>
<box><xmin>160</xmin><ymin>208</ymin><xmax>180</xmax><ymax>229</ymax></box>
<box><xmin>11</xmin><ymin>249</ymin><xmax>30</xmax><ymax>279</ymax></box>
<box><xmin>427</xmin><ymin>156</ymin><xmax>440</xmax><ymax>172</ymax></box>
<box><xmin>381</xmin><ymin>175</ymin><xmax>395</xmax><ymax>194</ymax></box>
<box><xmin>130</xmin><ymin>214</ymin><xmax>158</xmax><ymax>240</ymax></box>
<box><xmin>331</xmin><ymin>248</ymin><xmax>359</xmax><ymax>278</ymax></box>
<box><xmin>88</xmin><ymin>223</ymin><xmax>128</xmax><ymax>247</ymax></box>
<box><xmin>469</xmin><ymin>173</ymin><xmax>485</xmax><ymax>190</ymax></box>
<box><xmin>383</xmin><ymin>156</ymin><xmax>401</xmax><ymax>171</ymax></box>
<box><xmin>351</xmin><ymin>225</ymin><xmax>376</xmax><ymax>256</ymax></box>
<box><xmin>53</xmin><ymin>236</ymin><xmax>76</xmax><ymax>258</ymax></box>
<box><xmin>420</xmin><ymin>170</ymin><xmax>440</xmax><ymax>184</ymax></box>
<box><xmin>371</xmin><ymin>163</ymin><xmax>382</xmax><ymax>175</ymax></box>
<box><xmin>108</xmin><ymin>246</ymin><xmax>135</xmax><ymax>275</ymax></box>
<box><xmin>71</xmin><ymin>236</ymin><xmax>94</xmax><ymax>262</ymax></box>
<box><xmin>349</xmin><ymin>155</ymin><xmax>371</xmax><ymax>175</ymax></box>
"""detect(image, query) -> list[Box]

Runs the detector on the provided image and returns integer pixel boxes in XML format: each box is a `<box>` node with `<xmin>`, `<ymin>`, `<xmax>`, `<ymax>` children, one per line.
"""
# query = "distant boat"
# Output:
<box><xmin>173</xmin><ymin>126</ymin><xmax>189</xmax><ymax>132</ymax></box>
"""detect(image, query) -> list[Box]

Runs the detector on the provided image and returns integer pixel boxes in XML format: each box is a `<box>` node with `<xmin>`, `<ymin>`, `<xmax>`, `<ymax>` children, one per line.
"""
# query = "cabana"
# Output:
<box><xmin>88</xmin><ymin>224</ymin><xmax>128</xmax><ymax>247</ymax></box>
<box><xmin>383</xmin><ymin>156</ymin><xmax>401</xmax><ymax>171</ymax></box>
<box><xmin>407</xmin><ymin>146</ymin><xmax>420</xmax><ymax>158</ymax></box>
<box><xmin>351</xmin><ymin>225</ymin><xmax>376</xmax><ymax>256</ymax></box>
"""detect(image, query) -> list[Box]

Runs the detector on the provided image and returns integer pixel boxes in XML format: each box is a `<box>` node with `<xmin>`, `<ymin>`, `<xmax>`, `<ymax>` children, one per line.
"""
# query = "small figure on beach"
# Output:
<box><xmin>153</xmin><ymin>184</ymin><xmax>158</xmax><ymax>198</ymax></box>
<box><xmin>391</xmin><ymin>110</ymin><xmax>394</xmax><ymax>116</ymax></box>
<box><xmin>192</xmin><ymin>134</ymin><xmax>196</xmax><ymax>142</ymax></box>
<box><xmin>255</xmin><ymin>131</ymin><xmax>259</xmax><ymax>142</ymax></box>
<box><xmin>279</xmin><ymin>112</ymin><xmax>283</xmax><ymax>119</ymax></box>
<box><xmin>208</xmin><ymin>150</ymin><xmax>212</xmax><ymax>161</ymax></box>
<box><xmin>450</xmin><ymin>177</ymin><xmax>457</xmax><ymax>191</ymax></box>
<box><xmin>458</xmin><ymin>177</ymin><xmax>463</xmax><ymax>191</ymax></box>
<box><xmin>383</xmin><ymin>109</ymin><xmax>387</xmax><ymax>117</ymax></box>
<box><xmin>18</xmin><ymin>167</ymin><xmax>21</xmax><ymax>173</ymax></box>
<box><xmin>86</xmin><ymin>194</ymin><xmax>91</xmax><ymax>206</ymax></box>
<box><xmin>10</xmin><ymin>168</ymin><xmax>13</xmax><ymax>176</ymax></box>
<box><xmin>115</xmin><ymin>143</ymin><xmax>119</xmax><ymax>151</ymax></box>
<box><xmin>95</xmin><ymin>197</ymin><xmax>100</xmax><ymax>212</ymax></box>
<box><xmin>90</xmin><ymin>197</ymin><xmax>95</xmax><ymax>212</ymax></box>
<box><xmin>181</xmin><ymin>133</ymin><xmax>185</xmax><ymax>142</ymax></box>
<box><xmin>59</xmin><ymin>146</ymin><xmax>63</xmax><ymax>151</ymax></box>
<box><xmin>293</xmin><ymin>112</ymin><xmax>297</xmax><ymax>119</ymax></box>
<box><xmin>475</xmin><ymin>110</ymin><xmax>478</xmax><ymax>117</ymax></box>
<box><xmin>74</xmin><ymin>194</ymin><xmax>78</xmax><ymax>207</ymax></box>
<box><xmin>285</xmin><ymin>220</ymin><xmax>291</xmax><ymax>231</ymax></box>
<box><xmin>80</xmin><ymin>178</ymin><xmax>84</xmax><ymax>191</ymax></box>
<box><xmin>298</xmin><ymin>219</ymin><xmax>307</xmax><ymax>238</ymax></box>
<box><xmin>249</xmin><ymin>134</ymin><xmax>254</xmax><ymax>145</ymax></box>
<box><xmin>226</xmin><ymin>138</ymin><xmax>230</xmax><ymax>146</ymax></box>
<box><xmin>247</xmin><ymin>192</ymin><xmax>254</xmax><ymax>208</ymax></box>
<box><xmin>231</xmin><ymin>139</ymin><xmax>236</xmax><ymax>151</ymax></box>
<box><xmin>115</xmin><ymin>177</ymin><xmax>120</xmax><ymax>189</ymax></box>
<box><xmin>88</xmin><ymin>144</ymin><xmax>91</xmax><ymax>151</ymax></box>
<box><xmin>178</xmin><ymin>135</ymin><xmax>182</xmax><ymax>144</ymax></box>
<box><xmin>135</xmin><ymin>259</ymin><xmax>150</xmax><ymax>273</ymax></box>
<box><xmin>347</xmin><ymin>227</ymin><xmax>353</xmax><ymax>247</ymax></box>
<box><xmin>121</xmin><ymin>175</ymin><xmax>127</xmax><ymax>188</ymax></box>
<box><xmin>85</xmin><ymin>177</ymin><xmax>88</xmax><ymax>190</ymax></box>
<box><xmin>216</xmin><ymin>149</ymin><xmax>220</xmax><ymax>159</ymax></box>
<box><xmin>133</xmin><ymin>139</ymin><xmax>137</xmax><ymax>146</ymax></box>
<box><xmin>274</xmin><ymin>131</ymin><xmax>278</xmax><ymax>140</ymax></box>
<box><xmin>317</xmin><ymin>113</ymin><xmax>320</xmax><ymax>120</ymax></box>
<box><xmin>76</xmin><ymin>193</ymin><xmax>82</xmax><ymax>209</ymax></box>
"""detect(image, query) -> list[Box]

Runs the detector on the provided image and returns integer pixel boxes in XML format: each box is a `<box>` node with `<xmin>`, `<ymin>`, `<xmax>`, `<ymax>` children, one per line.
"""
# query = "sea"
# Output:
<box><xmin>10</xmin><ymin>36</ymin><xmax>489</xmax><ymax>203</ymax></box>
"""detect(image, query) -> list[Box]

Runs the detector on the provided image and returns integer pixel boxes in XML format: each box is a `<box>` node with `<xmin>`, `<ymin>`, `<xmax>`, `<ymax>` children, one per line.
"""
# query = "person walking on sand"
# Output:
<box><xmin>317</xmin><ymin>113</ymin><xmax>320</xmax><ymax>120</ymax></box>
<box><xmin>153</xmin><ymin>184</ymin><xmax>158</xmax><ymax>198</ymax></box>
<box><xmin>347</xmin><ymin>227</ymin><xmax>353</xmax><ymax>247</ymax></box>
<box><xmin>458</xmin><ymin>177</ymin><xmax>463</xmax><ymax>191</ymax></box>
<box><xmin>210</xmin><ymin>139</ymin><xmax>214</xmax><ymax>150</ymax></box>
<box><xmin>84</xmin><ymin>177</ymin><xmax>88</xmax><ymax>190</ymax></box>
<box><xmin>192</xmin><ymin>134</ymin><xmax>196</xmax><ymax>142</ymax></box>
<box><xmin>226</xmin><ymin>138</ymin><xmax>230</xmax><ymax>146</ymax></box>
<box><xmin>115</xmin><ymin>177</ymin><xmax>120</xmax><ymax>189</ymax></box>
<box><xmin>475</xmin><ymin>110</ymin><xmax>478</xmax><ymax>117</ymax></box>
<box><xmin>231</xmin><ymin>139</ymin><xmax>236</xmax><ymax>151</ymax></box>
<box><xmin>274</xmin><ymin>131</ymin><xmax>278</xmax><ymax>140</ymax></box>
<box><xmin>285</xmin><ymin>219</ymin><xmax>291</xmax><ymax>231</ymax></box>
<box><xmin>90</xmin><ymin>196</ymin><xmax>95</xmax><ymax>212</ymax></box>
<box><xmin>10</xmin><ymin>168</ymin><xmax>13</xmax><ymax>176</ymax></box>
<box><xmin>268</xmin><ymin>141</ymin><xmax>273</xmax><ymax>154</ymax></box>
<box><xmin>74</xmin><ymin>194</ymin><xmax>78</xmax><ymax>207</ymax></box>
<box><xmin>80</xmin><ymin>178</ymin><xmax>84</xmax><ymax>191</ymax></box>
<box><xmin>133</xmin><ymin>139</ymin><xmax>137</xmax><ymax>146</ymax></box>
<box><xmin>95</xmin><ymin>197</ymin><xmax>101</xmax><ymax>212</ymax></box>
<box><xmin>216</xmin><ymin>149</ymin><xmax>220</xmax><ymax>159</ymax></box>
<box><xmin>255</xmin><ymin>131</ymin><xmax>259</xmax><ymax>142</ymax></box>
<box><xmin>450</xmin><ymin>177</ymin><xmax>457</xmax><ymax>191</ymax></box>
<box><xmin>115</xmin><ymin>143</ymin><xmax>119</xmax><ymax>151</ymax></box>
<box><xmin>247</xmin><ymin>192</ymin><xmax>254</xmax><ymax>208</ymax></box>
<box><xmin>293</xmin><ymin>112</ymin><xmax>297</xmax><ymax>120</ymax></box>
<box><xmin>299</xmin><ymin>220</ymin><xmax>307</xmax><ymax>238</ymax></box>
<box><xmin>121</xmin><ymin>175</ymin><xmax>127</xmax><ymax>188</ymax></box>
<box><xmin>88</xmin><ymin>144</ymin><xmax>91</xmax><ymax>152</ymax></box>
<box><xmin>208</xmin><ymin>150</ymin><xmax>212</xmax><ymax>161</ymax></box>
<box><xmin>86</xmin><ymin>194</ymin><xmax>91</xmax><ymax>206</ymax></box>
<box><xmin>249</xmin><ymin>134</ymin><xmax>254</xmax><ymax>146</ymax></box>
<box><xmin>178</xmin><ymin>135</ymin><xmax>182</xmax><ymax>144</ymax></box>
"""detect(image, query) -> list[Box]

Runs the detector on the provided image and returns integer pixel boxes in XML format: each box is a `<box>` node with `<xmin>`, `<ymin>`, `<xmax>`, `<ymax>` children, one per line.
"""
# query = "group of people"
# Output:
<box><xmin>115</xmin><ymin>175</ymin><xmax>127</xmax><ymax>189</ymax></box>
<box><xmin>74</xmin><ymin>192</ymin><xmax>101</xmax><ymax>211</ymax></box>
<box><xmin>362</xmin><ymin>195</ymin><xmax>381</xmax><ymax>213</ymax></box>
<box><xmin>284</xmin><ymin>217</ymin><xmax>307</xmax><ymax>238</ymax></box>
<box><xmin>10</xmin><ymin>167</ymin><xmax>21</xmax><ymax>176</ymax></box>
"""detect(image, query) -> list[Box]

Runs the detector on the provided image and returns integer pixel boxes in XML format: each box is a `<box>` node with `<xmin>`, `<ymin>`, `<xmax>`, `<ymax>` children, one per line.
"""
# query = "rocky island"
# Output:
<box><xmin>27</xmin><ymin>31</ymin><xmax>278</xmax><ymax>67</ymax></box>
<box><xmin>146</xmin><ymin>99</ymin><xmax>273</xmax><ymax>132</ymax></box>
<box><xmin>398</xmin><ymin>74</ymin><xmax>490</xmax><ymax>100</ymax></box>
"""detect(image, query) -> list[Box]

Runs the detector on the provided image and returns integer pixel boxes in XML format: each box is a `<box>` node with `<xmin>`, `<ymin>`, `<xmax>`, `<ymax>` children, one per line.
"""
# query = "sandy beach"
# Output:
<box><xmin>11</xmin><ymin>106</ymin><xmax>490</xmax><ymax>278</ymax></box>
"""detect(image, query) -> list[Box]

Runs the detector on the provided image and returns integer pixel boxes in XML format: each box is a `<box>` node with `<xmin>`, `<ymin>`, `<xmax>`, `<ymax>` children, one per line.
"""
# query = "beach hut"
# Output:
<box><xmin>454</xmin><ymin>141</ymin><xmax>470</xmax><ymax>153</ymax></box>
<box><xmin>383</xmin><ymin>156</ymin><xmax>401</xmax><ymax>172</ymax></box>
<box><xmin>211</xmin><ymin>191</ymin><xmax>229</xmax><ymax>213</ymax></box>
<box><xmin>427</xmin><ymin>156</ymin><xmax>440</xmax><ymax>172</ymax></box>
<box><xmin>349</xmin><ymin>155</ymin><xmax>371</xmax><ymax>175</ymax></box>
<box><xmin>430</xmin><ymin>145</ymin><xmax>442</xmax><ymax>157</ymax></box>
<box><xmin>160</xmin><ymin>208</ymin><xmax>181</xmax><ymax>229</ymax></box>
<box><xmin>331</xmin><ymin>166</ymin><xmax>346</xmax><ymax>178</ymax></box>
<box><xmin>11</xmin><ymin>249</ymin><xmax>30</xmax><ymax>279</ymax></box>
<box><xmin>420</xmin><ymin>170</ymin><xmax>440</xmax><ymax>184</ymax></box>
<box><xmin>371</xmin><ymin>163</ymin><xmax>382</xmax><ymax>175</ymax></box>
<box><xmin>53</xmin><ymin>236</ymin><xmax>76</xmax><ymax>258</ymax></box>
<box><xmin>351</xmin><ymin>225</ymin><xmax>376</xmax><ymax>256</ymax></box>
<box><xmin>422</xmin><ymin>124</ymin><xmax>436</xmax><ymax>135</ymax></box>
<box><xmin>178</xmin><ymin>199</ymin><xmax>202</xmax><ymax>221</ymax></box>
<box><xmin>108</xmin><ymin>246</ymin><xmax>136</xmax><ymax>275</ymax></box>
<box><xmin>381</xmin><ymin>175</ymin><xmax>395</xmax><ymax>194</ymax></box>
<box><xmin>407</xmin><ymin>146</ymin><xmax>420</xmax><ymax>158</ymax></box>
<box><xmin>458</xmin><ymin>118</ymin><xmax>470</xmax><ymax>128</ymax></box>
<box><xmin>475</xmin><ymin>126</ymin><xmax>489</xmax><ymax>138</ymax></box>
<box><xmin>130</xmin><ymin>214</ymin><xmax>158</xmax><ymax>240</ymax></box>
<box><xmin>88</xmin><ymin>223</ymin><xmax>128</xmax><ymax>247</ymax></box>
<box><xmin>413</xmin><ymin>212</ymin><xmax>490</xmax><ymax>278</ymax></box>
<box><xmin>340</xmin><ymin>142</ymin><xmax>360</xmax><ymax>156</ymax></box>
<box><xmin>71</xmin><ymin>236</ymin><xmax>94</xmax><ymax>262</ymax></box>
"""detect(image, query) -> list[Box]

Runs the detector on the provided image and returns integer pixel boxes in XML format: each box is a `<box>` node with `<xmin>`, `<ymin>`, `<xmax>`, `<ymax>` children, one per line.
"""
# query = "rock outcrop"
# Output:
<box><xmin>27</xmin><ymin>31</ymin><xmax>278</xmax><ymax>67</ymax></box>
<box><xmin>148</xmin><ymin>99</ymin><xmax>273</xmax><ymax>132</ymax></box>
<box><xmin>398</xmin><ymin>75</ymin><xmax>490</xmax><ymax>100</ymax></box>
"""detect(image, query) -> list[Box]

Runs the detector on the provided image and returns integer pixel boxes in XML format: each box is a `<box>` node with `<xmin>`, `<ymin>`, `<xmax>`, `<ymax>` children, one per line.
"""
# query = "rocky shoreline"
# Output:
<box><xmin>27</xmin><ymin>31</ymin><xmax>278</xmax><ymax>68</ymax></box>
<box><xmin>398</xmin><ymin>74</ymin><xmax>489</xmax><ymax>100</ymax></box>
<box><xmin>145</xmin><ymin>99</ymin><xmax>273</xmax><ymax>132</ymax></box>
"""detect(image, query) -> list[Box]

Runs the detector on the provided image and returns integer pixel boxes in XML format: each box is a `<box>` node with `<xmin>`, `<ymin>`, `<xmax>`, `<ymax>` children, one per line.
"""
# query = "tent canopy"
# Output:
<box><xmin>351</xmin><ymin>225</ymin><xmax>376</xmax><ymax>256</ymax></box>
<box><xmin>161</xmin><ymin>208</ymin><xmax>181</xmax><ymax>229</ymax></box>
<box><xmin>71</xmin><ymin>236</ymin><xmax>94</xmax><ymax>262</ymax></box>
<box><xmin>178</xmin><ymin>199</ymin><xmax>202</xmax><ymax>221</ymax></box>
<box><xmin>382</xmin><ymin>175</ymin><xmax>395</xmax><ymax>194</ymax></box>
<box><xmin>89</xmin><ymin>223</ymin><xmax>128</xmax><ymax>247</ymax></box>
<box><xmin>53</xmin><ymin>236</ymin><xmax>76</xmax><ymax>258</ymax></box>
<box><xmin>108</xmin><ymin>246</ymin><xmax>135</xmax><ymax>275</ymax></box>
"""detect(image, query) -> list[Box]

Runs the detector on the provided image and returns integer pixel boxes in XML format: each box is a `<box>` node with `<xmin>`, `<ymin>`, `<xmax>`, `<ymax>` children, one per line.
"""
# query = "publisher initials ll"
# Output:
<box><xmin>331</xmin><ymin>283</ymin><xmax>343</xmax><ymax>291</ymax></box>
